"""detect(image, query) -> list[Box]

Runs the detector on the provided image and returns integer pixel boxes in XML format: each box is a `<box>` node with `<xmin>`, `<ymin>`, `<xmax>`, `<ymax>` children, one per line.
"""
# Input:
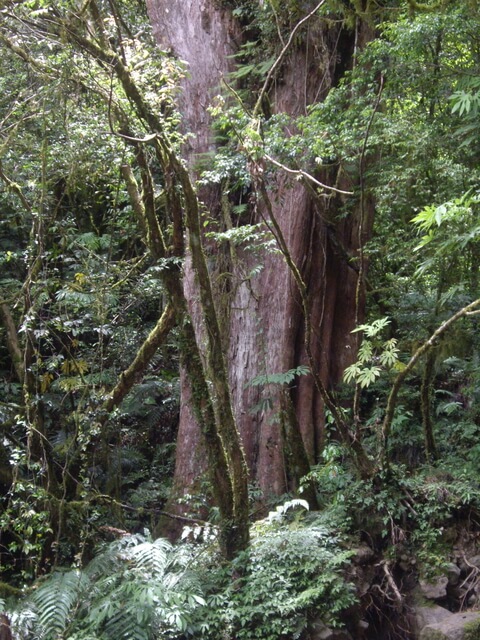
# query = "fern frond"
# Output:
<box><xmin>129</xmin><ymin>538</ymin><xmax>172</xmax><ymax>576</ymax></box>
<box><xmin>32</xmin><ymin>570</ymin><xmax>89</xmax><ymax>639</ymax></box>
<box><xmin>86</xmin><ymin>534</ymin><xmax>145</xmax><ymax>580</ymax></box>
<box><xmin>87</xmin><ymin>580</ymin><xmax>155</xmax><ymax>640</ymax></box>
<box><xmin>104</xmin><ymin>607</ymin><xmax>151</xmax><ymax>640</ymax></box>
<box><xmin>12</xmin><ymin>535</ymin><xmax>206</xmax><ymax>640</ymax></box>
<box><xmin>10</xmin><ymin>607</ymin><xmax>38</xmax><ymax>640</ymax></box>
<box><xmin>85</xmin><ymin>543</ymin><xmax>123</xmax><ymax>580</ymax></box>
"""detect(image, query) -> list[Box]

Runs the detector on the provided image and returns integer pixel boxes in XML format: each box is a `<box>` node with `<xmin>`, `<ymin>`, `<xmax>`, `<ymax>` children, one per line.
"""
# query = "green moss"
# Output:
<box><xmin>0</xmin><ymin>582</ymin><xmax>23</xmax><ymax>598</ymax></box>
<box><xmin>422</xmin><ymin>631</ymin><xmax>447</xmax><ymax>640</ymax></box>
<box><xmin>464</xmin><ymin>618</ymin><xmax>480</xmax><ymax>640</ymax></box>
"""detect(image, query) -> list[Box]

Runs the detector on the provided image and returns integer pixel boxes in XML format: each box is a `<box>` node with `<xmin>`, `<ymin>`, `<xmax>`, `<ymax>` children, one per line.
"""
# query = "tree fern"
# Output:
<box><xmin>103</xmin><ymin>605</ymin><xmax>151</xmax><ymax>640</ymax></box>
<box><xmin>81</xmin><ymin>534</ymin><xmax>205</xmax><ymax>640</ymax></box>
<box><xmin>85</xmin><ymin>534</ymin><xmax>145</xmax><ymax>581</ymax></box>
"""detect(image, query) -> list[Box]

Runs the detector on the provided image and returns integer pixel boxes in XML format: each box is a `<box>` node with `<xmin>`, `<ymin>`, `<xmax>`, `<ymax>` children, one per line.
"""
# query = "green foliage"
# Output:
<box><xmin>301</xmin><ymin>444</ymin><xmax>355</xmax><ymax>514</ymax></box>
<box><xmin>8</xmin><ymin>534</ymin><xmax>205</xmax><ymax>640</ymax></box>
<box><xmin>188</xmin><ymin>504</ymin><xmax>356</xmax><ymax>640</ymax></box>
<box><xmin>0</xmin><ymin>514</ymin><xmax>362</xmax><ymax>640</ymax></box>
<box><xmin>307</xmin><ymin>460</ymin><xmax>480</xmax><ymax>577</ymax></box>
<box><xmin>0</xmin><ymin>478</ymin><xmax>53</xmax><ymax>578</ymax></box>
<box><xmin>411</xmin><ymin>193</ymin><xmax>480</xmax><ymax>295</ymax></box>
<box><xmin>450</xmin><ymin>73</ymin><xmax>480</xmax><ymax>148</ymax></box>
<box><xmin>246</xmin><ymin>365</ymin><xmax>310</xmax><ymax>387</ymax></box>
<box><xmin>2</xmin><ymin>2</ymin><xmax>480</xmax><ymax>634</ymax></box>
<box><xmin>412</xmin><ymin>193</ymin><xmax>480</xmax><ymax>248</ymax></box>
<box><xmin>32</xmin><ymin>570</ymin><xmax>90</xmax><ymax>640</ymax></box>
<box><xmin>206</xmin><ymin>223</ymin><xmax>277</xmax><ymax>254</ymax></box>
<box><xmin>464</xmin><ymin>618</ymin><xmax>480</xmax><ymax>640</ymax></box>
<box><xmin>450</xmin><ymin>80</ymin><xmax>480</xmax><ymax>117</ymax></box>
<box><xmin>343</xmin><ymin>318</ymin><xmax>401</xmax><ymax>388</ymax></box>
<box><xmin>0</xmin><ymin>0</ymin><xmax>183</xmax><ymax>576</ymax></box>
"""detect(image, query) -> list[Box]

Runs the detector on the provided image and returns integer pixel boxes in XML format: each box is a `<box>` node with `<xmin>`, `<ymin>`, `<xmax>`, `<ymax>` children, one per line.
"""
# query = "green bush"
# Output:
<box><xmin>7</xmin><ymin>533</ymin><xmax>205</xmax><ymax>640</ymax></box>
<box><xmin>190</xmin><ymin>501</ymin><xmax>356</xmax><ymax>640</ymax></box>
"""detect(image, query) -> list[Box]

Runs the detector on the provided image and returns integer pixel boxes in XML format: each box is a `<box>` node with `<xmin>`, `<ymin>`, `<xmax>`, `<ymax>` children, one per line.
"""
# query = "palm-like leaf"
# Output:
<box><xmin>129</xmin><ymin>537</ymin><xmax>172</xmax><ymax>576</ymax></box>
<box><xmin>32</xmin><ymin>570</ymin><xmax>89</xmax><ymax>639</ymax></box>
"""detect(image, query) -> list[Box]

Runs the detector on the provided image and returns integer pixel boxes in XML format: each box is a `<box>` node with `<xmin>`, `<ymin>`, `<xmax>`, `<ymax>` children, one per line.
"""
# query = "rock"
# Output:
<box><xmin>466</xmin><ymin>555</ymin><xmax>480</xmax><ymax>570</ymax></box>
<box><xmin>352</xmin><ymin>563</ymin><xmax>376</xmax><ymax>597</ymax></box>
<box><xmin>415</xmin><ymin>605</ymin><xmax>453</xmax><ymax>630</ymax></box>
<box><xmin>467</xmin><ymin>592</ymin><xmax>479</xmax><ymax>607</ymax></box>
<box><xmin>446</xmin><ymin>562</ymin><xmax>461</xmax><ymax>586</ymax></box>
<box><xmin>352</xmin><ymin>544</ymin><xmax>375</xmax><ymax>565</ymax></box>
<box><xmin>357</xmin><ymin>620</ymin><xmax>369</xmax><ymax>632</ymax></box>
<box><xmin>310</xmin><ymin>620</ymin><xmax>353</xmax><ymax>640</ymax></box>
<box><xmin>449</xmin><ymin>585</ymin><xmax>469</xmax><ymax>604</ymax></box>
<box><xmin>419</xmin><ymin>611</ymin><xmax>480</xmax><ymax>640</ymax></box>
<box><xmin>420</xmin><ymin>576</ymin><xmax>449</xmax><ymax>600</ymax></box>
<box><xmin>352</xmin><ymin>619</ymin><xmax>369</xmax><ymax>638</ymax></box>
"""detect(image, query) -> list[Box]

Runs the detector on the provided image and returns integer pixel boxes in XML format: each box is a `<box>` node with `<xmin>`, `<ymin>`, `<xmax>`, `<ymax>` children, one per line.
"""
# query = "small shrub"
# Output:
<box><xmin>190</xmin><ymin>502</ymin><xmax>356</xmax><ymax>640</ymax></box>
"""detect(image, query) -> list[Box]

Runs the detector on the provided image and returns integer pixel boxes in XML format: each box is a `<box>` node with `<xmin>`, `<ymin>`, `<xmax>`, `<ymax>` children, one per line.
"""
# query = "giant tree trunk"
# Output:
<box><xmin>147</xmin><ymin>0</ymin><xmax>373</xmax><ymax>504</ymax></box>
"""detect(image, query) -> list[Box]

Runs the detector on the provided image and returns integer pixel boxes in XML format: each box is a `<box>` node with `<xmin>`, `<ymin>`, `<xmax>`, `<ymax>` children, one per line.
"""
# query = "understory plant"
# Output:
<box><xmin>188</xmin><ymin>500</ymin><xmax>356</xmax><ymax>640</ymax></box>
<box><xmin>6</xmin><ymin>533</ymin><xmax>205</xmax><ymax>640</ymax></box>
<box><xmin>2</xmin><ymin>502</ymin><xmax>357</xmax><ymax>640</ymax></box>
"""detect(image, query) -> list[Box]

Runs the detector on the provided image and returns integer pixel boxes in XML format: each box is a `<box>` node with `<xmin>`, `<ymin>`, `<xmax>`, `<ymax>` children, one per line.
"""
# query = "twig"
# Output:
<box><xmin>93</xmin><ymin>494</ymin><xmax>211</xmax><ymax>526</ymax></box>
<box><xmin>380</xmin><ymin>560</ymin><xmax>403</xmax><ymax>610</ymax></box>
<box><xmin>109</xmin><ymin>130</ymin><xmax>158</xmax><ymax>143</ymax></box>
<box><xmin>264</xmin><ymin>153</ymin><xmax>353</xmax><ymax>195</ymax></box>
<box><xmin>381</xmin><ymin>297</ymin><xmax>480</xmax><ymax>463</ymax></box>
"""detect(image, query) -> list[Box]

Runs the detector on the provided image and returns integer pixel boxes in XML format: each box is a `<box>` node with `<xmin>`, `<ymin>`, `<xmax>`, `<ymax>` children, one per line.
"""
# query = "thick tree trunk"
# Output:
<box><xmin>147</xmin><ymin>0</ymin><xmax>374</xmax><ymax>503</ymax></box>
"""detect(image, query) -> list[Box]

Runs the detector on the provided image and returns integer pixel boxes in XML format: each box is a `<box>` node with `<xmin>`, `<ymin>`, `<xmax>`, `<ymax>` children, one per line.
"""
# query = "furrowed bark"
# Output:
<box><xmin>117</xmin><ymin>94</ymin><xmax>248</xmax><ymax>554</ymax></box>
<box><xmin>146</xmin><ymin>0</ymin><xmax>377</xmax><ymax>498</ymax></box>
<box><xmin>175</xmin><ymin>155</ymin><xmax>250</xmax><ymax>554</ymax></box>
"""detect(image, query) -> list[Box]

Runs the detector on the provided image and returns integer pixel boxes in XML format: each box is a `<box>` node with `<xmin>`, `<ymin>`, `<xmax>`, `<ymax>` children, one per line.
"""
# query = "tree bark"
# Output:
<box><xmin>421</xmin><ymin>349</ymin><xmax>438</xmax><ymax>461</ymax></box>
<box><xmin>0</xmin><ymin>303</ymin><xmax>24</xmax><ymax>384</ymax></box>
<box><xmin>147</xmin><ymin>0</ymin><xmax>375</xmax><ymax>502</ymax></box>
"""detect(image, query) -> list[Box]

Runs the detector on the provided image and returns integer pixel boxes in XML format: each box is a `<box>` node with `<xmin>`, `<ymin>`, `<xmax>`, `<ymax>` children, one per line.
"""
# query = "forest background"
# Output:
<box><xmin>0</xmin><ymin>0</ymin><xmax>480</xmax><ymax>638</ymax></box>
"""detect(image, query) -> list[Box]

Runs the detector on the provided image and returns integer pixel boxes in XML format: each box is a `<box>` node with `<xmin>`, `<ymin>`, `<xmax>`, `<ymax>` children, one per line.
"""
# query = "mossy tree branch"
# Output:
<box><xmin>381</xmin><ymin>297</ymin><xmax>480</xmax><ymax>465</ymax></box>
<box><xmin>3</xmin><ymin>0</ymin><xmax>251</xmax><ymax>555</ymax></box>
<box><xmin>0</xmin><ymin>303</ymin><xmax>24</xmax><ymax>384</ymax></box>
<box><xmin>79</xmin><ymin>11</ymin><xmax>248</xmax><ymax>553</ymax></box>
<box><xmin>103</xmin><ymin>303</ymin><xmax>176</xmax><ymax>414</ymax></box>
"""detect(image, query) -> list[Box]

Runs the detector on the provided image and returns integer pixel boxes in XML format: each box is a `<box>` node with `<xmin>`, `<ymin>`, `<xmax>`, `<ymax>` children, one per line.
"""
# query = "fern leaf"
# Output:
<box><xmin>103</xmin><ymin>606</ymin><xmax>150</xmax><ymax>640</ymax></box>
<box><xmin>343</xmin><ymin>363</ymin><xmax>361</xmax><ymax>384</ymax></box>
<box><xmin>32</xmin><ymin>570</ymin><xmax>89</xmax><ymax>639</ymax></box>
<box><xmin>129</xmin><ymin>538</ymin><xmax>172</xmax><ymax>576</ymax></box>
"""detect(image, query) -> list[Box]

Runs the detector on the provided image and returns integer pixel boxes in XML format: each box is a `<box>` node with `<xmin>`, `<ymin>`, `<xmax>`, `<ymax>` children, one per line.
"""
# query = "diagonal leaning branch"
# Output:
<box><xmin>380</xmin><ymin>297</ymin><xmax>480</xmax><ymax>464</ymax></box>
<box><xmin>52</xmin><ymin>4</ymin><xmax>250</xmax><ymax>555</ymax></box>
<box><xmin>103</xmin><ymin>302</ymin><xmax>176</xmax><ymax>414</ymax></box>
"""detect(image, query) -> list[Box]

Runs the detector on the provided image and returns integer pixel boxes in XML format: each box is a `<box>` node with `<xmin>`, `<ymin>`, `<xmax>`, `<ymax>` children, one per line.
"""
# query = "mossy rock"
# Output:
<box><xmin>0</xmin><ymin>582</ymin><xmax>22</xmax><ymax>598</ymax></box>
<box><xmin>464</xmin><ymin>618</ymin><xmax>480</xmax><ymax>640</ymax></box>
<box><xmin>420</xmin><ymin>611</ymin><xmax>480</xmax><ymax>640</ymax></box>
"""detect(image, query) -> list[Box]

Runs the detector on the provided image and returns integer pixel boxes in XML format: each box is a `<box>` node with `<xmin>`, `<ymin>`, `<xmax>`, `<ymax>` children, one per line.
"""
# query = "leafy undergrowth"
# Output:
<box><xmin>2</xmin><ymin>465</ymin><xmax>480</xmax><ymax>640</ymax></box>
<box><xmin>0</xmin><ymin>502</ymin><xmax>356</xmax><ymax>640</ymax></box>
